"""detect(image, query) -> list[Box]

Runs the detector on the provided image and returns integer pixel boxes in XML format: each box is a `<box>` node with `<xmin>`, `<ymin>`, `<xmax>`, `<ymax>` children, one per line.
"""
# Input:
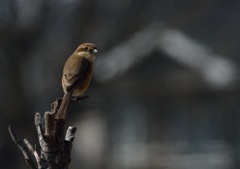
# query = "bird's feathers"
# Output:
<box><xmin>63</xmin><ymin>57</ymin><xmax>91</xmax><ymax>92</ymax></box>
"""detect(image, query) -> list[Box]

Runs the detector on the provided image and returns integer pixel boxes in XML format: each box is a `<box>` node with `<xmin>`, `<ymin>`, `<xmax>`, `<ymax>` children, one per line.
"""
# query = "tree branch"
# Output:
<box><xmin>8</xmin><ymin>124</ymin><xmax>37</xmax><ymax>169</ymax></box>
<box><xmin>9</xmin><ymin>95</ymin><xmax>81</xmax><ymax>169</ymax></box>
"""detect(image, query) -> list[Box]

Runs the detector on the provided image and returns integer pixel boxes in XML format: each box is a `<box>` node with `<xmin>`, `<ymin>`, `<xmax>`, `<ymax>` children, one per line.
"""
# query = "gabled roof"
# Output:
<box><xmin>95</xmin><ymin>24</ymin><xmax>237</xmax><ymax>89</ymax></box>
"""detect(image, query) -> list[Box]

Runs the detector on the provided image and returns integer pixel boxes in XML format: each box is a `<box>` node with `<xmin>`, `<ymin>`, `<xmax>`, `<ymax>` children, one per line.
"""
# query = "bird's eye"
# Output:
<box><xmin>83</xmin><ymin>47</ymin><xmax>88</xmax><ymax>51</ymax></box>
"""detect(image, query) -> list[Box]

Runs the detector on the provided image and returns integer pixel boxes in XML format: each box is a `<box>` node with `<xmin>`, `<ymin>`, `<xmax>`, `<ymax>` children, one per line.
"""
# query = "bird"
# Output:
<box><xmin>57</xmin><ymin>43</ymin><xmax>98</xmax><ymax>119</ymax></box>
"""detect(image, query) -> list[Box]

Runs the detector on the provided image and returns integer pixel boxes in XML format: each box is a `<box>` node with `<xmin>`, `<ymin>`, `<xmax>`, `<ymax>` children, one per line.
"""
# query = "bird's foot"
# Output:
<box><xmin>71</xmin><ymin>95</ymin><xmax>89</xmax><ymax>102</ymax></box>
<box><xmin>51</xmin><ymin>95</ymin><xmax>89</xmax><ymax>113</ymax></box>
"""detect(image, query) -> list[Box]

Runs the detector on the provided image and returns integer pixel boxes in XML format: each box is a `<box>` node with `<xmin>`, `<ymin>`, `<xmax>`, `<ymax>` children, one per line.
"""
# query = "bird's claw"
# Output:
<box><xmin>71</xmin><ymin>95</ymin><xmax>89</xmax><ymax>102</ymax></box>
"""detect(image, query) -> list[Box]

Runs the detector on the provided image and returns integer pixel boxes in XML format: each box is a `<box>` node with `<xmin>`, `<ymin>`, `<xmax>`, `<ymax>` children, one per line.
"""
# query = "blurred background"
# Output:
<box><xmin>1</xmin><ymin>0</ymin><xmax>240</xmax><ymax>168</ymax></box>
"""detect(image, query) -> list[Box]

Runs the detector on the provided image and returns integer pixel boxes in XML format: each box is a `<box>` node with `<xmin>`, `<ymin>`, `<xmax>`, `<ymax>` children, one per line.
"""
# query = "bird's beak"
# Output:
<box><xmin>92</xmin><ymin>49</ymin><xmax>98</xmax><ymax>55</ymax></box>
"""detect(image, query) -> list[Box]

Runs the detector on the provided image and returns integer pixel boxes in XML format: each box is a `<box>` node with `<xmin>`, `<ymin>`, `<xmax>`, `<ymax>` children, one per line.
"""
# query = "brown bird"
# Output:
<box><xmin>57</xmin><ymin>43</ymin><xmax>98</xmax><ymax>119</ymax></box>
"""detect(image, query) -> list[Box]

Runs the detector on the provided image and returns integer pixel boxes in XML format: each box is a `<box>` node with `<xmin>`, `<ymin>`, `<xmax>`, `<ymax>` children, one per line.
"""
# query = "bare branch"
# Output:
<box><xmin>35</xmin><ymin>112</ymin><xmax>45</xmax><ymax>145</ymax></box>
<box><xmin>24</xmin><ymin>138</ymin><xmax>40</xmax><ymax>164</ymax></box>
<box><xmin>8</xmin><ymin>124</ymin><xmax>37</xmax><ymax>169</ymax></box>
<box><xmin>55</xmin><ymin>119</ymin><xmax>66</xmax><ymax>144</ymax></box>
<box><xmin>65</xmin><ymin>126</ymin><xmax>77</xmax><ymax>143</ymax></box>
<box><xmin>64</xmin><ymin>126</ymin><xmax>77</xmax><ymax>165</ymax></box>
<box><xmin>51</xmin><ymin>98</ymin><xmax>62</xmax><ymax>114</ymax></box>
<box><xmin>10</xmin><ymin>96</ymin><xmax>82</xmax><ymax>169</ymax></box>
<box><xmin>44</xmin><ymin>111</ymin><xmax>55</xmax><ymax>138</ymax></box>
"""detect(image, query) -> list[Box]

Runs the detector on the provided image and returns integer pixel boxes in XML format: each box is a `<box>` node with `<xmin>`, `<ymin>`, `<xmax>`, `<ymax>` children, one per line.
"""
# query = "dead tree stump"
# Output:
<box><xmin>9</xmin><ymin>96</ymin><xmax>87</xmax><ymax>169</ymax></box>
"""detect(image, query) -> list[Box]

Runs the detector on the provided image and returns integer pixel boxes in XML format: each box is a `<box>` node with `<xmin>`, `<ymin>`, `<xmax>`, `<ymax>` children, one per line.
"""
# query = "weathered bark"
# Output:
<box><xmin>9</xmin><ymin>96</ymin><xmax>87</xmax><ymax>169</ymax></box>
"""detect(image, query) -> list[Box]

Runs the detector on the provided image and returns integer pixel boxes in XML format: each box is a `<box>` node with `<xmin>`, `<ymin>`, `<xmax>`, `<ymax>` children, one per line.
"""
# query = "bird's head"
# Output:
<box><xmin>76</xmin><ymin>43</ymin><xmax>98</xmax><ymax>62</ymax></box>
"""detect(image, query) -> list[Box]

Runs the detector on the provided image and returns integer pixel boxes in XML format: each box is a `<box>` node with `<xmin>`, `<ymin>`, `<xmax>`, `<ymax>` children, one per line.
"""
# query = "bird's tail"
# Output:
<box><xmin>57</xmin><ymin>91</ymin><xmax>73</xmax><ymax>119</ymax></box>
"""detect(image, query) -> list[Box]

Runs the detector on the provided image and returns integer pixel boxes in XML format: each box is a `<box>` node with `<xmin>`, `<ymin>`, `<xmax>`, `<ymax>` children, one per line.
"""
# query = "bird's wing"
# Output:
<box><xmin>63</xmin><ymin>58</ymin><xmax>91</xmax><ymax>92</ymax></box>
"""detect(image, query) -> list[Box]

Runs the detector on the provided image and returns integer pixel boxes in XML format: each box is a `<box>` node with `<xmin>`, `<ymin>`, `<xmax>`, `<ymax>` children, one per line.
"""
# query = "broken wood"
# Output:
<box><xmin>9</xmin><ymin>96</ymin><xmax>88</xmax><ymax>169</ymax></box>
